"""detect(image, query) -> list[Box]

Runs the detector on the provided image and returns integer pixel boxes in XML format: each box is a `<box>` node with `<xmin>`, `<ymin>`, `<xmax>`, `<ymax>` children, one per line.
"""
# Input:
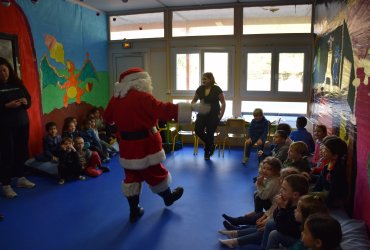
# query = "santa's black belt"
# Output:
<box><xmin>120</xmin><ymin>127</ymin><xmax>158</xmax><ymax>140</ymax></box>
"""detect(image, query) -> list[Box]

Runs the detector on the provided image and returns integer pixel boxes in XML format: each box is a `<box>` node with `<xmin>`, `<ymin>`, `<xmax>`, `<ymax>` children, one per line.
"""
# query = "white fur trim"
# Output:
<box><xmin>114</xmin><ymin>71</ymin><xmax>153</xmax><ymax>98</ymax></box>
<box><xmin>119</xmin><ymin>149</ymin><xmax>166</xmax><ymax>170</ymax></box>
<box><xmin>177</xmin><ymin>103</ymin><xmax>192</xmax><ymax>124</ymax></box>
<box><xmin>122</xmin><ymin>182</ymin><xmax>142</xmax><ymax>197</ymax></box>
<box><xmin>150</xmin><ymin>173</ymin><xmax>172</xmax><ymax>193</ymax></box>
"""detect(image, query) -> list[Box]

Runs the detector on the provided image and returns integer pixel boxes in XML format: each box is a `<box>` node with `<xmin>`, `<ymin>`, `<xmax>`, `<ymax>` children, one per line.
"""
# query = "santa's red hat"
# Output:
<box><xmin>119</xmin><ymin>67</ymin><xmax>144</xmax><ymax>82</ymax></box>
<box><xmin>114</xmin><ymin>67</ymin><xmax>152</xmax><ymax>98</ymax></box>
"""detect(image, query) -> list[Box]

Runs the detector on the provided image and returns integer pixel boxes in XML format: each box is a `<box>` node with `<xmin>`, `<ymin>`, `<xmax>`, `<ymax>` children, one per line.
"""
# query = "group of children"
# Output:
<box><xmin>35</xmin><ymin>108</ymin><xmax>118</xmax><ymax>185</ymax></box>
<box><xmin>219</xmin><ymin>109</ymin><xmax>348</xmax><ymax>249</ymax></box>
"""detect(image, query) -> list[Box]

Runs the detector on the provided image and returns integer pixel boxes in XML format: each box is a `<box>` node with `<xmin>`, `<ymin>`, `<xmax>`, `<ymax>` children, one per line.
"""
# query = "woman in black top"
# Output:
<box><xmin>0</xmin><ymin>57</ymin><xmax>35</xmax><ymax>198</ymax></box>
<box><xmin>191</xmin><ymin>72</ymin><xmax>226</xmax><ymax>160</ymax></box>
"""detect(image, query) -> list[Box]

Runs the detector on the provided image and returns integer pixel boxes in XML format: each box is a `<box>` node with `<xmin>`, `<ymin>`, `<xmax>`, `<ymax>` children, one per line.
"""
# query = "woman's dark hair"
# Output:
<box><xmin>305</xmin><ymin>213</ymin><xmax>342</xmax><ymax>250</ymax></box>
<box><xmin>0</xmin><ymin>57</ymin><xmax>22</xmax><ymax>85</ymax></box>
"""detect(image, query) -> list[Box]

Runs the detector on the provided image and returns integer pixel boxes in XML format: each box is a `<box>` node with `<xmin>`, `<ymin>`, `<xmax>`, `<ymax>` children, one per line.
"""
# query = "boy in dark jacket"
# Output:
<box><xmin>244</xmin><ymin>108</ymin><xmax>269</xmax><ymax>164</ymax></box>
<box><xmin>36</xmin><ymin>121</ymin><xmax>62</xmax><ymax>162</ymax></box>
<box><xmin>58</xmin><ymin>137</ymin><xmax>85</xmax><ymax>185</ymax></box>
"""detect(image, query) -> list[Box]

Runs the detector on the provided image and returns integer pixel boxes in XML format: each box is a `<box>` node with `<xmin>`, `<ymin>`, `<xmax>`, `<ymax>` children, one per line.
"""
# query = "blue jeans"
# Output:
<box><xmin>265</xmin><ymin>230</ymin><xmax>298</xmax><ymax>249</ymax></box>
<box><xmin>261</xmin><ymin>218</ymin><xmax>276</xmax><ymax>249</ymax></box>
<box><xmin>236</xmin><ymin>226</ymin><xmax>263</xmax><ymax>246</ymax></box>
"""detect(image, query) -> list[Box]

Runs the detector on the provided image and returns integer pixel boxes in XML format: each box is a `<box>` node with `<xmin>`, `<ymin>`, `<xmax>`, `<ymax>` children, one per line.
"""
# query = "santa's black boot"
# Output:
<box><xmin>127</xmin><ymin>195</ymin><xmax>144</xmax><ymax>223</ymax></box>
<box><xmin>158</xmin><ymin>187</ymin><xmax>184</xmax><ymax>206</ymax></box>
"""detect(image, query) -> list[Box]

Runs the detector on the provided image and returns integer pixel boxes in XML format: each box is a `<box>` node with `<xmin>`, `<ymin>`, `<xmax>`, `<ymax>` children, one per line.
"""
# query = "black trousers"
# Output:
<box><xmin>254</xmin><ymin>191</ymin><xmax>272</xmax><ymax>213</ymax></box>
<box><xmin>194</xmin><ymin>114</ymin><xmax>219</xmax><ymax>153</ymax></box>
<box><xmin>0</xmin><ymin>124</ymin><xmax>29</xmax><ymax>185</ymax></box>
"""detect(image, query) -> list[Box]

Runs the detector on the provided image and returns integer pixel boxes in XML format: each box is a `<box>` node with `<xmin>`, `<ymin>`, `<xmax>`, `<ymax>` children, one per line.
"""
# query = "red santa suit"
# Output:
<box><xmin>104</xmin><ymin>68</ymin><xmax>198</xmax><ymax>222</ymax></box>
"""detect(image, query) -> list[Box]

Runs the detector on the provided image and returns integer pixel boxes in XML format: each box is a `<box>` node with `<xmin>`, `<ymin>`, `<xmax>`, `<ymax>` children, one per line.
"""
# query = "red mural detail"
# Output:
<box><xmin>0</xmin><ymin>0</ymin><xmax>43</xmax><ymax>156</ymax></box>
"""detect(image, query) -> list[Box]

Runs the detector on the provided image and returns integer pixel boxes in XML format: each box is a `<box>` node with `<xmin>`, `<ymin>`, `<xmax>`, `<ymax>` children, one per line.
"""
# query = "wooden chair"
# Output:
<box><xmin>157</xmin><ymin>121</ymin><xmax>177</xmax><ymax>153</ymax></box>
<box><xmin>172</xmin><ymin>122</ymin><xmax>197</xmax><ymax>154</ymax></box>
<box><xmin>266</xmin><ymin>118</ymin><xmax>281</xmax><ymax>146</ymax></box>
<box><xmin>222</xmin><ymin>118</ymin><xmax>249</xmax><ymax>162</ymax></box>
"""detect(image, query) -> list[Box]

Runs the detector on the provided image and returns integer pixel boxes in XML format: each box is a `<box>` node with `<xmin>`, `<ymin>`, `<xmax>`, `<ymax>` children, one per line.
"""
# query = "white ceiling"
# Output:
<box><xmin>68</xmin><ymin>0</ymin><xmax>305</xmax><ymax>14</ymax></box>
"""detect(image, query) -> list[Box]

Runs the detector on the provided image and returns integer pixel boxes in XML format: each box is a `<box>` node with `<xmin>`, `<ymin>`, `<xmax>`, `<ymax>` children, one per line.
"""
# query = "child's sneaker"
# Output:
<box><xmin>58</xmin><ymin>179</ymin><xmax>65</xmax><ymax>185</ymax></box>
<box><xmin>100</xmin><ymin>166</ymin><xmax>110</xmax><ymax>172</ymax></box>
<box><xmin>78</xmin><ymin>175</ymin><xmax>86</xmax><ymax>181</ymax></box>
<box><xmin>2</xmin><ymin>185</ymin><xmax>17</xmax><ymax>198</ymax></box>
<box><xmin>16</xmin><ymin>177</ymin><xmax>36</xmax><ymax>188</ymax></box>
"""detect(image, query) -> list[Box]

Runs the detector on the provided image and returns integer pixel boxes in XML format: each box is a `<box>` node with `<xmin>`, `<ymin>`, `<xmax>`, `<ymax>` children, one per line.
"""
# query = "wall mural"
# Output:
<box><xmin>313</xmin><ymin>0</ymin><xmax>370</xmax><ymax>226</ymax></box>
<box><xmin>40</xmin><ymin>34</ymin><xmax>103</xmax><ymax>113</ymax></box>
<box><xmin>40</xmin><ymin>34</ymin><xmax>99</xmax><ymax>110</ymax></box>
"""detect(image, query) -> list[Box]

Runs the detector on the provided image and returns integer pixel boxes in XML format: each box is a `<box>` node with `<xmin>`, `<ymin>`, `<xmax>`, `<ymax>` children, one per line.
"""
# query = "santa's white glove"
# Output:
<box><xmin>191</xmin><ymin>102</ymin><xmax>211</xmax><ymax>114</ymax></box>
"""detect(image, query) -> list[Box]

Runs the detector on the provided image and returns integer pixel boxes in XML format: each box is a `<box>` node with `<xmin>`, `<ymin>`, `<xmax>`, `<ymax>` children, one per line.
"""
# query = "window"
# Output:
<box><xmin>173</xmin><ymin>8</ymin><xmax>234</xmax><ymax>37</ymax></box>
<box><xmin>173</xmin><ymin>99</ymin><xmax>233</xmax><ymax>121</ymax></box>
<box><xmin>172</xmin><ymin>48</ymin><xmax>233</xmax><ymax>96</ymax></box>
<box><xmin>242</xmin><ymin>47</ymin><xmax>310</xmax><ymax>98</ymax></box>
<box><xmin>243</xmin><ymin>5</ymin><xmax>312</xmax><ymax>35</ymax></box>
<box><xmin>109</xmin><ymin>12</ymin><xmax>164</xmax><ymax>40</ymax></box>
<box><xmin>0</xmin><ymin>33</ymin><xmax>20</xmax><ymax>78</ymax></box>
<box><xmin>241</xmin><ymin>101</ymin><xmax>307</xmax><ymax>127</ymax></box>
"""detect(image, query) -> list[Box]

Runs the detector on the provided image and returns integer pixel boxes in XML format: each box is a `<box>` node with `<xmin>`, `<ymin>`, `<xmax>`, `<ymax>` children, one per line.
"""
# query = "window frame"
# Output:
<box><xmin>171</xmin><ymin>46</ymin><xmax>234</xmax><ymax>98</ymax></box>
<box><xmin>240</xmin><ymin>46</ymin><xmax>311</xmax><ymax>100</ymax></box>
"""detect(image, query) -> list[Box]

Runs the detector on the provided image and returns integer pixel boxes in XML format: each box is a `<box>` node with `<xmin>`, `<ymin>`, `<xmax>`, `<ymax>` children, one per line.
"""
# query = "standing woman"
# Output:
<box><xmin>192</xmin><ymin>72</ymin><xmax>226</xmax><ymax>160</ymax></box>
<box><xmin>0</xmin><ymin>57</ymin><xmax>35</xmax><ymax>198</ymax></box>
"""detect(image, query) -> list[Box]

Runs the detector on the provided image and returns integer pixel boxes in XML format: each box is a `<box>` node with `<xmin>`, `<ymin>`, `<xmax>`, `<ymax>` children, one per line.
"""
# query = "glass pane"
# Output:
<box><xmin>243</xmin><ymin>5</ymin><xmax>312</xmax><ymax>34</ymax></box>
<box><xmin>241</xmin><ymin>101</ymin><xmax>307</xmax><ymax>127</ymax></box>
<box><xmin>176</xmin><ymin>53</ymin><xmax>200</xmax><ymax>91</ymax></box>
<box><xmin>110</xmin><ymin>13</ymin><xmax>164</xmax><ymax>40</ymax></box>
<box><xmin>278</xmin><ymin>53</ymin><xmax>304</xmax><ymax>92</ymax></box>
<box><xmin>173</xmin><ymin>8</ymin><xmax>233</xmax><ymax>37</ymax></box>
<box><xmin>173</xmin><ymin>99</ymin><xmax>233</xmax><ymax>121</ymax></box>
<box><xmin>204</xmin><ymin>52</ymin><xmax>228</xmax><ymax>91</ymax></box>
<box><xmin>223</xmin><ymin>100</ymin><xmax>233</xmax><ymax>120</ymax></box>
<box><xmin>246</xmin><ymin>53</ymin><xmax>271</xmax><ymax>91</ymax></box>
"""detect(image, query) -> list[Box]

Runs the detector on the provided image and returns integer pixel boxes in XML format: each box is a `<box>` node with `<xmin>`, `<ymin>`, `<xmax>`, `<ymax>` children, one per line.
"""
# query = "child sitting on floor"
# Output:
<box><xmin>254</xmin><ymin>157</ymin><xmax>281</xmax><ymax>213</ymax></box>
<box><xmin>58</xmin><ymin>137</ymin><xmax>85</xmax><ymax>185</ymax></box>
<box><xmin>283</xmin><ymin>141</ymin><xmax>311</xmax><ymax>174</ymax></box>
<box><xmin>80</xmin><ymin>118</ymin><xmax>110</xmax><ymax>163</ymax></box>
<box><xmin>313</xmin><ymin>135</ymin><xmax>348</xmax><ymax>209</ymax></box>
<box><xmin>266</xmin><ymin>194</ymin><xmax>328</xmax><ymax>249</ymax></box>
<box><xmin>258</xmin><ymin>130</ymin><xmax>290</xmax><ymax>164</ymax></box>
<box><xmin>301</xmin><ymin>213</ymin><xmax>342</xmax><ymax>250</ymax></box>
<box><xmin>290</xmin><ymin>116</ymin><xmax>315</xmax><ymax>154</ymax></box>
<box><xmin>311</xmin><ymin>125</ymin><xmax>327</xmax><ymax>166</ymax></box>
<box><xmin>218</xmin><ymin>174</ymin><xmax>309</xmax><ymax>249</ymax></box>
<box><xmin>35</xmin><ymin>121</ymin><xmax>62</xmax><ymax>162</ymax></box>
<box><xmin>222</xmin><ymin>167</ymin><xmax>301</xmax><ymax>231</ymax></box>
<box><xmin>62</xmin><ymin>117</ymin><xmax>81</xmax><ymax>141</ymax></box>
<box><xmin>74</xmin><ymin>136</ymin><xmax>110</xmax><ymax>177</ymax></box>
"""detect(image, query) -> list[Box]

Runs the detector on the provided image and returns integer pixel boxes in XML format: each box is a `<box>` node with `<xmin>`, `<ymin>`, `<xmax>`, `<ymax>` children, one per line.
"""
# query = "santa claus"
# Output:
<box><xmin>104</xmin><ymin>67</ymin><xmax>209</xmax><ymax>222</ymax></box>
